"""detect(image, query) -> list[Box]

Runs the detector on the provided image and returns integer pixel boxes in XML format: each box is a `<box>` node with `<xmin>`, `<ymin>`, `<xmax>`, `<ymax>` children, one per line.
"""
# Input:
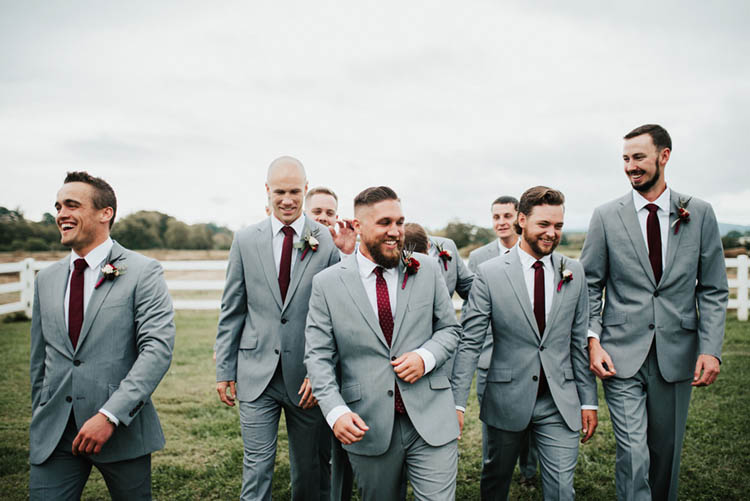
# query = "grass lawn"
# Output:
<box><xmin>1</xmin><ymin>312</ymin><xmax>748</xmax><ymax>500</ymax></box>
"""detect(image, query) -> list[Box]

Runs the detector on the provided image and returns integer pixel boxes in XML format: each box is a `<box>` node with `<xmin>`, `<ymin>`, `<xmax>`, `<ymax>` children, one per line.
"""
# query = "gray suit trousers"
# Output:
<box><xmin>603</xmin><ymin>344</ymin><xmax>692</xmax><ymax>501</ymax></box>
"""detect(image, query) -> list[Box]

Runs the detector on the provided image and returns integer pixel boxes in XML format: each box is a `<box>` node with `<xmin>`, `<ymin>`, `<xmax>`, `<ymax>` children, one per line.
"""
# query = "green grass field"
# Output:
<box><xmin>1</xmin><ymin>312</ymin><xmax>748</xmax><ymax>500</ymax></box>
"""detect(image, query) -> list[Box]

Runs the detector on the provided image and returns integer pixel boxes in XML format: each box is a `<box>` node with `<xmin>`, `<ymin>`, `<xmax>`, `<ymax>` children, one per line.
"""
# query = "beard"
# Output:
<box><xmin>523</xmin><ymin>232</ymin><xmax>559</xmax><ymax>257</ymax></box>
<box><xmin>631</xmin><ymin>162</ymin><xmax>662</xmax><ymax>193</ymax></box>
<box><xmin>362</xmin><ymin>235</ymin><xmax>403</xmax><ymax>269</ymax></box>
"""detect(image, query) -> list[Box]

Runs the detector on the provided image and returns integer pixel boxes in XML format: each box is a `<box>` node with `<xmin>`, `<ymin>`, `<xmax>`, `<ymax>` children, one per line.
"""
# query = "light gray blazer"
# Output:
<box><xmin>452</xmin><ymin>247</ymin><xmax>596</xmax><ymax>432</ymax></box>
<box><xmin>304</xmin><ymin>253</ymin><xmax>461</xmax><ymax>456</ymax></box>
<box><xmin>429</xmin><ymin>236</ymin><xmax>473</xmax><ymax>299</ymax></box>
<box><xmin>215</xmin><ymin>217</ymin><xmax>340</xmax><ymax>403</ymax></box>
<box><xmin>29</xmin><ymin>241</ymin><xmax>175</xmax><ymax>465</ymax></box>
<box><xmin>466</xmin><ymin>240</ymin><xmax>503</xmax><ymax>369</ymax></box>
<box><xmin>580</xmin><ymin>190</ymin><xmax>729</xmax><ymax>381</ymax></box>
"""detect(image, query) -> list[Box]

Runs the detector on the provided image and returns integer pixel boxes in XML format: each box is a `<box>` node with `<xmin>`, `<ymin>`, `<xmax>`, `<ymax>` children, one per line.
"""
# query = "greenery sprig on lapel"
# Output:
<box><xmin>556</xmin><ymin>257</ymin><xmax>573</xmax><ymax>292</ymax></box>
<box><xmin>671</xmin><ymin>197</ymin><xmax>691</xmax><ymax>235</ymax></box>
<box><xmin>293</xmin><ymin>228</ymin><xmax>320</xmax><ymax>261</ymax></box>
<box><xmin>434</xmin><ymin>241</ymin><xmax>452</xmax><ymax>271</ymax></box>
<box><xmin>401</xmin><ymin>247</ymin><xmax>420</xmax><ymax>289</ymax></box>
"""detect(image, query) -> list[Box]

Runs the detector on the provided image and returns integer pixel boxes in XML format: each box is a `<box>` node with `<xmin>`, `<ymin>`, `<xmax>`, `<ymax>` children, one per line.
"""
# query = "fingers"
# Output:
<box><xmin>456</xmin><ymin>410</ymin><xmax>464</xmax><ymax>440</ymax></box>
<box><xmin>328</xmin><ymin>226</ymin><xmax>337</xmax><ymax>238</ymax></box>
<box><xmin>71</xmin><ymin>414</ymin><xmax>115</xmax><ymax>455</ymax></box>
<box><xmin>391</xmin><ymin>353</ymin><xmax>424</xmax><ymax>383</ymax></box>
<box><xmin>580</xmin><ymin>411</ymin><xmax>598</xmax><ymax>443</ymax></box>
<box><xmin>297</xmin><ymin>379</ymin><xmax>318</xmax><ymax>409</ymax></box>
<box><xmin>351</xmin><ymin>413</ymin><xmax>370</xmax><ymax>432</ymax></box>
<box><xmin>333</xmin><ymin>413</ymin><xmax>369</xmax><ymax>445</ymax></box>
<box><xmin>71</xmin><ymin>433</ymin><xmax>82</xmax><ymax>456</ymax></box>
<box><xmin>692</xmin><ymin>355</ymin><xmax>720</xmax><ymax>387</ymax></box>
<box><xmin>589</xmin><ymin>345</ymin><xmax>616</xmax><ymax>379</ymax></box>
<box><xmin>216</xmin><ymin>381</ymin><xmax>236</xmax><ymax>407</ymax></box>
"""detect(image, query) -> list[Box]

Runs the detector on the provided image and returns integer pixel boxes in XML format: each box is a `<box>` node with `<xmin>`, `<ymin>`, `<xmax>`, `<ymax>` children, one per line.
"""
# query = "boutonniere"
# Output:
<box><xmin>401</xmin><ymin>248</ymin><xmax>420</xmax><ymax>289</ymax></box>
<box><xmin>293</xmin><ymin>228</ymin><xmax>320</xmax><ymax>260</ymax></box>
<box><xmin>670</xmin><ymin>197</ymin><xmax>691</xmax><ymax>235</ymax></box>
<box><xmin>95</xmin><ymin>262</ymin><xmax>126</xmax><ymax>289</ymax></box>
<box><xmin>557</xmin><ymin>258</ymin><xmax>573</xmax><ymax>292</ymax></box>
<box><xmin>435</xmin><ymin>241</ymin><xmax>452</xmax><ymax>271</ymax></box>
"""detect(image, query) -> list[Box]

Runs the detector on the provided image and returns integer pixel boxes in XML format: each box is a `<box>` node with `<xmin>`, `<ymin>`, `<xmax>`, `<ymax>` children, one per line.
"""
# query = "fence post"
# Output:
<box><xmin>737</xmin><ymin>254</ymin><xmax>749</xmax><ymax>321</ymax></box>
<box><xmin>20</xmin><ymin>258</ymin><xmax>35</xmax><ymax>318</ymax></box>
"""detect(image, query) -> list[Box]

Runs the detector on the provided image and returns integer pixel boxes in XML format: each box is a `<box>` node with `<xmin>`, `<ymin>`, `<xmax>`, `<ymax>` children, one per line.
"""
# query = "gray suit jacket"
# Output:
<box><xmin>29</xmin><ymin>241</ymin><xmax>175</xmax><ymax>465</ymax></box>
<box><xmin>452</xmin><ymin>248</ymin><xmax>596</xmax><ymax>432</ymax></box>
<box><xmin>466</xmin><ymin>241</ymin><xmax>503</xmax><ymax>369</ymax></box>
<box><xmin>215</xmin><ymin>216</ymin><xmax>340</xmax><ymax>403</ymax></box>
<box><xmin>429</xmin><ymin>236</ymin><xmax>473</xmax><ymax>299</ymax></box>
<box><xmin>304</xmin><ymin>253</ymin><xmax>461</xmax><ymax>456</ymax></box>
<box><xmin>580</xmin><ymin>190</ymin><xmax>729</xmax><ymax>381</ymax></box>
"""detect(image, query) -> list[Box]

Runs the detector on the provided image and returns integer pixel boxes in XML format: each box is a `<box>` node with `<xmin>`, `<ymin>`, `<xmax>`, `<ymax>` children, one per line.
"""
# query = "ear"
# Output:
<box><xmin>100</xmin><ymin>207</ymin><xmax>114</xmax><ymax>225</ymax></box>
<box><xmin>352</xmin><ymin>218</ymin><xmax>362</xmax><ymax>236</ymax></box>
<box><xmin>265</xmin><ymin>183</ymin><xmax>270</xmax><ymax>197</ymax></box>
<box><xmin>517</xmin><ymin>212</ymin><xmax>527</xmax><ymax>230</ymax></box>
<box><xmin>659</xmin><ymin>147</ymin><xmax>671</xmax><ymax>166</ymax></box>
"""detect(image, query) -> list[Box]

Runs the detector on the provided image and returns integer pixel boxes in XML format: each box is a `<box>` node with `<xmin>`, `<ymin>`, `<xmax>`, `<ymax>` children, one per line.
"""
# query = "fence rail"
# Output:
<box><xmin>1</xmin><ymin>255</ymin><xmax>748</xmax><ymax>321</ymax></box>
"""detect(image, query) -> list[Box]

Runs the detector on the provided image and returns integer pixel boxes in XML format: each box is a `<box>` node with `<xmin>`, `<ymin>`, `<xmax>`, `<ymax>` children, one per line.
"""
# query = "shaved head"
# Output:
<box><xmin>266</xmin><ymin>155</ymin><xmax>307</xmax><ymax>183</ymax></box>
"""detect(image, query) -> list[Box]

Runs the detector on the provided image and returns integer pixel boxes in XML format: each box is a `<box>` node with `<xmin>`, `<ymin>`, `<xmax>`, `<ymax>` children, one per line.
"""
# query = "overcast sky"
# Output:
<box><xmin>2</xmin><ymin>1</ymin><xmax>748</xmax><ymax>232</ymax></box>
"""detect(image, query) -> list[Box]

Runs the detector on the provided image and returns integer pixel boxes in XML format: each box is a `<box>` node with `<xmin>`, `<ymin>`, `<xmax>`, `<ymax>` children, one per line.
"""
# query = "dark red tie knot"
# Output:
<box><xmin>645</xmin><ymin>203</ymin><xmax>659</xmax><ymax>214</ymax></box>
<box><xmin>281</xmin><ymin>226</ymin><xmax>294</xmax><ymax>237</ymax></box>
<box><xmin>375</xmin><ymin>266</ymin><xmax>385</xmax><ymax>278</ymax></box>
<box><xmin>74</xmin><ymin>258</ymin><xmax>88</xmax><ymax>273</ymax></box>
<box><xmin>533</xmin><ymin>261</ymin><xmax>544</xmax><ymax>271</ymax></box>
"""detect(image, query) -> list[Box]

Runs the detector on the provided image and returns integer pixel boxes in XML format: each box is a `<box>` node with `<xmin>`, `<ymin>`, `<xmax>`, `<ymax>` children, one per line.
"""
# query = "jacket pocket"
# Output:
<box><xmin>487</xmin><ymin>368</ymin><xmax>512</xmax><ymax>382</ymax></box>
<box><xmin>341</xmin><ymin>384</ymin><xmax>361</xmax><ymax>404</ymax></box>
<box><xmin>407</xmin><ymin>300</ymin><xmax>431</xmax><ymax>312</ymax></box>
<box><xmin>38</xmin><ymin>385</ymin><xmax>50</xmax><ymax>406</ymax></box>
<box><xmin>564</xmin><ymin>368</ymin><xmax>575</xmax><ymax>380</ymax></box>
<box><xmin>239</xmin><ymin>335</ymin><xmax>258</xmax><ymax>349</ymax></box>
<box><xmin>602</xmin><ymin>312</ymin><xmax>626</xmax><ymax>327</ymax></box>
<box><xmin>428</xmin><ymin>374</ymin><xmax>450</xmax><ymax>389</ymax></box>
<box><xmin>681</xmin><ymin>317</ymin><xmax>698</xmax><ymax>331</ymax></box>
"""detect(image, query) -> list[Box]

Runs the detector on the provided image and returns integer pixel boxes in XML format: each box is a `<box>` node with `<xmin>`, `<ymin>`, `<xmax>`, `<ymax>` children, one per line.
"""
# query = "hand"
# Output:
<box><xmin>297</xmin><ymin>378</ymin><xmax>318</xmax><ymax>409</ymax></box>
<box><xmin>329</xmin><ymin>219</ymin><xmax>357</xmax><ymax>255</ymax></box>
<box><xmin>692</xmin><ymin>354</ymin><xmax>720</xmax><ymax>387</ymax></box>
<box><xmin>588</xmin><ymin>338</ymin><xmax>616</xmax><ymax>379</ymax></box>
<box><xmin>456</xmin><ymin>410</ymin><xmax>464</xmax><ymax>440</ymax></box>
<box><xmin>72</xmin><ymin>413</ymin><xmax>115</xmax><ymax>455</ymax></box>
<box><xmin>333</xmin><ymin>412</ymin><xmax>369</xmax><ymax>445</ymax></box>
<box><xmin>580</xmin><ymin>409</ymin><xmax>598</xmax><ymax>443</ymax></box>
<box><xmin>391</xmin><ymin>352</ymin><xmax>425</xmax><ymax>383</ymax></box>
<box><xmin>217</xmin><ymin>381</ymin><xmax>236</xmax><ymax>407</ymax></box>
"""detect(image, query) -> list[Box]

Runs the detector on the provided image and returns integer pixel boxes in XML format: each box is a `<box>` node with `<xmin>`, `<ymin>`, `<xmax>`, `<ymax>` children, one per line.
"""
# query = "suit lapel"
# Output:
<box><xmin>663</xmin><ymin>189</ymin><xmax>686</xmax><ymax>281</ymax></box>
<box><xmin>74</xmin><ymin>242</ymin><xmax>124</xmax><ymax>353</ymax></box>
<box><xmin>617</xmin><ymin>194</ymin><xmax>657</xmax><ymax>288</ymax></box>
<box><xmin>504</xmin><ymin>250</ymin><xmax>541</xmax><ymax>339</ymax></box>
<box><xmin>340</xmin><ymin>257</ymin><xmax>389</xmax><ymax>349</ymax></box>
<box><xmin>256</xmin><ymin>220</ymin><xmax>284</xmax><ymax>311</ymax></box>
<box><xmin>282</xmin><ymin>218</ymin><xmax>314</xmax><ymax>313</ymax></box>
<box><xmin>543</xmin><ymin>253</ymin><xmax>565</xmax><ymax>342</ymax></box>
<box><xmin>51</xmin><ymin>259</ymin><xmax>73</xmax><ymax>353</ymax></box>
<box><xmin>392</xmin><ymin>260</ymin><xmax>413</xmax><ymax>345</ymax></box>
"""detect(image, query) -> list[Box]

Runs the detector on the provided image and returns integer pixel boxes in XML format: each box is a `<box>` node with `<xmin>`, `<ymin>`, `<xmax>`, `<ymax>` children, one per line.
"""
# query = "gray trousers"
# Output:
<box><xmin>481</xmin><ymin>391</ymin><xmax>579</xmax><ymax>501</ymax></box>
<box><xmin>603</xmin><ymin>344</ymin><xmax>693</xmax><ymax>501</ymax></box>
<box><xmin>238</xmin><ymin>365</ymin><xmax>329</xmax><ymax>501</ymax></box>
<box><xmin>477</xmin><ymin>367</ymin><xmax>539</xmax><ymax>480</ymax></box>
<box><xmin>30</xmin><ymin>412</ymin><xmax>151</xmax><ymax>501</ymax></box>
<box><xmin>347</xmin><ymin>413</ymin><xmax>458</xmax><ymax>501</ymax></box>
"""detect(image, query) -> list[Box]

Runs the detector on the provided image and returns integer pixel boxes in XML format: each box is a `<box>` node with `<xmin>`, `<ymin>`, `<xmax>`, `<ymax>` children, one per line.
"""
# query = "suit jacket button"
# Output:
<box><xmin>539</xmin><ymin>346</ymin><xmax>545</xmax><ymax>351</ymax></box>
<box><xmin>391</xmin><ymin>356</ymin><xmax>397</xmax><ymax>361</ymax></box>
<box><xmin>281</xmin><ymin>319</ymin><xmax>287</xmax><ymax>324</ymax></box>
<box><xmin>65</xmin><ymin>396</ymin><xmax>72</xmax><ymax>402</ymax></box>
<box><xmin>274</xmin><ymin>349</ymin><xmax>279</xmax><ymax>354</ymax></box>
<box><xmin>653</xmin><ymin>291</ymin><xmax>659</xmax><ymax>297</ymax></box>
<box><xmin>649</xmin><ymin>324</ymin><xmax>655</xmax><ymax>330</ymax></box>
<box><xmin>387</xmin><ymin>390</ymin><xmax>394</xmax><ymax>396</ymax></box>
<box><xmin>73</xmin><ymin>360</ymin><xmax>81</xmax><ymax>366</ymax></box>
<box><xmin>532</xmin><ymin>376</ymin><xmax>538</xmax><ymax>381</ymax></box>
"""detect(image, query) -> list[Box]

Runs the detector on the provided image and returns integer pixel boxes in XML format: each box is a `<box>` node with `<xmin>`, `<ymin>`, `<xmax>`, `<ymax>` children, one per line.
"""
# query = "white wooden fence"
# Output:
<box><xmin>2</xmin><ymin>255</ymin><xmax>749</xmax><ymax>321</ymax></box>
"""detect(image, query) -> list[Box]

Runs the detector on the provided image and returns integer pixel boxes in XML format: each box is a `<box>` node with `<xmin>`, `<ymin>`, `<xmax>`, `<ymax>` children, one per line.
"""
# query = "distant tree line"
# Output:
<box><xmin>0</xmin><ymin>207</ymin><xmax>233</xmax><ymax>251</ymax></box>
<box><xmin>722</xmin><ymin>230</ymin><xmax>750</xmax><ymax>251</ymax></box>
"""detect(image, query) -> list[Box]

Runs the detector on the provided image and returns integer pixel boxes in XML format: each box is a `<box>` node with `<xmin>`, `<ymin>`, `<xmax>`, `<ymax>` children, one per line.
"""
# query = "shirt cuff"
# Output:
<box><xmin>414</xmin><ymin>348</ymin><xmax>436</xmax><ymax>374</ymax></box>
<box><xmin>325</xmin><ymin>405</ymin><xmax>351</xmax><ymax>429</ymax></box>
<box><xmin>587</xmin><ymin>329</ymin><xmax>600</xmax><ymax>340</ymax></box>
<box><xmin>99</xmin><ymin>408</ymin><xmax>119</xmax><ymax>426</ymax></box>
<box><xmin>581</xmin><ymin>405</ymin><xmax>598</xmax><ymax>410</ymax></box>
<box><xmin>455</xmin><ymin>405</ymin><xmax>466</xmax><ymax>412</ymax></box>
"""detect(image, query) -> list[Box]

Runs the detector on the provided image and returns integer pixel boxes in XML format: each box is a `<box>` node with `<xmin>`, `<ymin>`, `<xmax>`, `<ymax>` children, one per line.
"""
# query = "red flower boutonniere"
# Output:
<box><xmin>435</xmin><ymin>241</ymin><xmax>452</xmax><ymax>271</ymax></box>
<box><xmin>95</xmin><ymin>263</ymin><xmax>126</xmax><ymax>289</ymax></box>
<box><xmin>294</xmin><ymin>228</ymin><xmax>320</xmax><ymax>260</ymax></box>
<box><xmin>401</xmin><ymin>248</ymin><xmax>420</xmax><ymax>289</ymax></box>
<box><xmin>557</xmin><ymin>258</ymin><xmax>573</xmax><ymax>292</ymax></box>
<box><xmin>670</xmin><ymin>197</ymin><xmax>691</xmax><ymax>235</ymax></box>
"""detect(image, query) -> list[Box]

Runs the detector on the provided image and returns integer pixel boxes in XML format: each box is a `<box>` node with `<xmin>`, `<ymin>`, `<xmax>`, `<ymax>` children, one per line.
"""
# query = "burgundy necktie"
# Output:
<box><xmin>532</xmin><ymin>261</ymin><xmax>548</xmax><ymax>396</ymax></box>
<box><xmin>69</xmin><ymin>258</ymin><xmax>87</xmax><ymax>349</ymax></box>
<box><xmin>374</xmin><ymin>267</ymin><xmax>406</xmax><ymax>414</ymax></box>
<box><xmin>278</xmin><ymin>226</ymin><xmax>294</xmax><ymax>303</ymax></box>
<box><xmin>645</xmin><ymin>204</ymin><xmax>662</xmax><ymax>284</ymax></box>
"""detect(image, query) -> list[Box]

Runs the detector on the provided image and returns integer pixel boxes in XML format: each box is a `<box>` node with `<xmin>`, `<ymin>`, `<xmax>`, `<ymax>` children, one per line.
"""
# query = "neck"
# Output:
<box><xmin>500</xmin><ymin>234</ymin><xmax>518</xmax><ymax>249</ymax></box>
<box><xmin>359</xmin><ymin>242</ymin><xmax>375</xmax><ymax>263</ymax></box>
<box><xmin>72</xmin><ymin>234</ymin><xmax>109</xmax><ymax>258</ymax></box>
<box><xmin>638</xmin><ymin>182</ymin><xmax>667</xmax><ymax>203</ymax></box>
<box><xmin>519</xmin><ymin>238</ymin><xmax>543</xmax><ymax>261</ymax></box>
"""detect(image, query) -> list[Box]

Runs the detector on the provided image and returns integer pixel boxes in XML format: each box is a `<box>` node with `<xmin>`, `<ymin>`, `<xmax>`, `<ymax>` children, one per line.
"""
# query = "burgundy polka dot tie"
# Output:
<box><xmin>374</xmin><ymin>267</ymin><xmax>406</xmax><ymax>414</ymax></box>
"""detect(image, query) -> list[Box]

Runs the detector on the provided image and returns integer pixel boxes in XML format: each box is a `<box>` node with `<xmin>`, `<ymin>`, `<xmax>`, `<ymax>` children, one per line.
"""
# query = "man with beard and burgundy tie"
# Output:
<box><xmin>451</xmin><ymin>186</ymin><xmax>598</xmax><ymax>501</ymax></box>
<box><xmin>580</xmin><ymin>124</ymin><xmax>728</xmax><ymax>501</ymax></box>
<box><xmin>304</xmin><ymin>186</ymin><xmax>461</xmax><ymax>501</ymax></box>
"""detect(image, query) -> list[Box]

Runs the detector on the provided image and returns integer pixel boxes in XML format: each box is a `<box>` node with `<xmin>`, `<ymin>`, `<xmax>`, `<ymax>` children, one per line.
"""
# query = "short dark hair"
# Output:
<box><xmin>624</xmin><ymin>124</ymin><xmax>672</xmax><ymax>152</ymax></box>
<box><xmin>491</xmin><ymin>195</ymin><xmax>519</xmax><ymax>210</ymax></box>
<box><xmin>306</xmin><ymin>186</ymin><xmax>338</xmax><ymax>203</ymax></box>
<box><xmin>404</xmin><ymin>223</ymin><xmax>429</xmax><ymax>254</ymax></box>
<box><xmin>353</xmin><ymin>186</ymin><xmax>399</xmax><ymax>210</ymax></box>
<box><xmin>514</xmin><ymin>186</ymin><xmax>565</xmax><ymax>234</ymax></box>
<box><xmin>64</xmin><ymin>171</ymin><xmax>117</xmax><ymax>228</ymax></box>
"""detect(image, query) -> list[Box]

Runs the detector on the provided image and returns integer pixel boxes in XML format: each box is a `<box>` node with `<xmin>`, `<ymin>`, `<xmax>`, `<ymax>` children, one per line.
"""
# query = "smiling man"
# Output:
<box><xmin>214</xmin><ymin>156</ymin><xmax>341</xmax><ymax>500</ymax></box>
<box><xmin>304</xmin><ymin>186</ymin><xmax>461</xmax><ymax>501</ymax></box>
<box><xmin>452</xmin><ymin>186</ymin><xmax>597</xmax><ymax>501</ymax></box>
<box><xmin>305</xmin><ymin>186</ymin><xmax>357</xmax><ymax>256</ymax></box>
<box><xmin>580</xmin><ymin>125</ymin><xmax>728</xmax><ymax>501</ymax></box>
<box><xmin>29</xmin><ymin>172</ymin><xmax>175</xmax><ymax>500</ymax></box>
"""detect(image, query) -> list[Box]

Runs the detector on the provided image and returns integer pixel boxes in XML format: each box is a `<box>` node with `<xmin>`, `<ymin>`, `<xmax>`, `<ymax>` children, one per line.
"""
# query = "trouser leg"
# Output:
<box><xmin>532</xmin><ymin>392</ymin><xmax>579</xmax><ymax>501</ymax></box>
<box><xmin>347</xmin><ymin>416</ymin><xmax>406</xmax><ymax>501</ymax></box>
<box><xmin>330</xmin><ymin>439</ymin><xmax>353</xmax><ymax>501</ymax></box>
<box><xmin>96</xmin><ymin>453</ymin><xmax>152</xmax><ymax>500</ymax></box>
<box><xmin>283</xmin><ymin>393</ymin><xmax>329</xmax><ymax>500</ymax></box>
<box><xmin>481</xmin><ymin>423</ymin><xmax>522</xmax><ymax>501</ymax></box>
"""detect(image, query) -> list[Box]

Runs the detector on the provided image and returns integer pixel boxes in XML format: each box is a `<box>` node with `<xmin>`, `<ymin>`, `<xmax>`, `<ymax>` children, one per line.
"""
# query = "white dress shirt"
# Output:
<box><xmin>270</xmin><ymin>214</ymin><xmax>305</xmax><ymax>276</ymax></box>
<box><xmin>497</xmin><ymin>239</ymin><xmax>515</xmax><ymax>255</ymax></box>
<box><xmin>325</xmin><ymin>250</ymin><xmax>437</xmax><ymax>428</ymax></box>
<box><xmin>63</xmin><ymin>238</ymin><xmax>121</xmax><ymax>425</ymax></box>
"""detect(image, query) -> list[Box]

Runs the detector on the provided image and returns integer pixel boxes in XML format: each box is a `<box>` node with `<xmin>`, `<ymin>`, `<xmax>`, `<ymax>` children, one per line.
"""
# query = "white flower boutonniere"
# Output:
<box><xmin>293</xmin><ymin>228</ymin><xmax>320</xmax><ymax>261</ymax></box>
<box><xmin>557</xmin><ymin>258</ymin><xmax>573</xmax><ymax>292</ymax></box>
<box><xmin>95</xmin><ymin>263</ymin><xmax>126</xmax><ymax>289</ymax></box>
<box><xmin>670</xmin><ymin>197</ymin><xmax>691</xmax><ymax>235</ymax></box>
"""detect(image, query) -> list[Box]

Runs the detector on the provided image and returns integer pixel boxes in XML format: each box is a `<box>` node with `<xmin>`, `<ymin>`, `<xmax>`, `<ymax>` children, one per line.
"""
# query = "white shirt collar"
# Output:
<box><xmin>270</xmin><ymin>213</ymin><xmax>306</xmax><ymax>237</ymax></box>
<box><xmin>632</xmin><ymin>186</ymin><xmax>671</xmax><ymax>213</ymax></box>
<box><xmin>497</xmin><ymin>238</ymin><xmax>517</xmax><ymax>254</ymax></box>
<box><xmin>69</xmin><ymin>237</ymin><xmax>113</xmax><ymax>270</ymax></box>
<box><xmin>517</xmin><ymin>244</ymin><xmax>553</xmax><ymax>271</ymax></box>
<box><xmin>356</xmin><ymin>249</ymin><xmax>398</xmax><ymax>279</ymax></box>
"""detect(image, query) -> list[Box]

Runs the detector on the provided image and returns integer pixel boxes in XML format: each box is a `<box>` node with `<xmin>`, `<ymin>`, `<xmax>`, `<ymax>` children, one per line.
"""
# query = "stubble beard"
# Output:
<box><xmin>631</xmin><ymin>162</ymin><xmax>662</xmax><ymax>193</ymax></box>
<box><xmin>524</xmin><ymin>232</ymin><xmax>558</xmax><ymax>257</ymax></box>
<box><xmin>364</xmin><ymin>236</ymin><xmax>403</xmax><ymax>269</ymax></box>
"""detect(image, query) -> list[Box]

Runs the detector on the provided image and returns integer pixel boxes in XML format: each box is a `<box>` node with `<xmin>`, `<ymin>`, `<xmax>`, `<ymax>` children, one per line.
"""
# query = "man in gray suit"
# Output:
<box><xmin>29</xmin><ymin>171</ymin><xmax>175</xmax><ymax>500</ymax></box>
<box><xmin>466</xmin><ymin>195</ymin><xmax>539</xmax><ymax>485</ymax></box>
<box><xmin>452</xmin><ymin>186</ymin><xmax>598</xmax><ymax>501</ymax></box>
<box><xmin>305</xmin><ymin>186</ymin><xmax>461</xmax><ymax>501</ymax></box>
<box><xmin>580</xmin><ymin>124</ymin><xmax>728</xmax><ymax>501</ymax></box>
<box><xmin>215</xmin><ymin>157</ymin><xmax>341</xmax><ymax>500</ymax></box>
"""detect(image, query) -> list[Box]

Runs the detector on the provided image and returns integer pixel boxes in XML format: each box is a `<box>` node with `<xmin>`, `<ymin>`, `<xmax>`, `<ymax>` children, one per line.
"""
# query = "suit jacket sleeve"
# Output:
<box><xmin>580</xmin><ymin>208</ymin><xmax>608</xmax><ymax>336</ymax></box>
<box><xmin>571</xmin><ymin>261</ymin><xmax>597</xmax><ymax>407</ymax></box>
<box><xmin>420</xmin><ymin>262</ymin><xmax>462</xmax><ymax>369</ymax></box>
<box><xmin>696</xmin><ymin>204</ymin><xmax>729</xmax><ymax>360</ymax></box>
<box><xmin>215</xmin><ymin>234</ymin><xmax>248</xmax><ymax>382</ymax></box>
<box><xmin>451</xmin><ymin>266</ymin><xmax>492</xmax><ymax>409</ymax></box>
<box><xmin>453</xmin><ymin>243</ymin><xmax>474</xmax><ymax>300</ymax></box>
<box><xmin>104</xmin><ymin>259</ymin><xmax>175</xmax><ymax>426</ymax></box>
<box><xmin>29</xmin><ymin>275</ymin><xmax>45</xmax><ymax>411</ymax></box>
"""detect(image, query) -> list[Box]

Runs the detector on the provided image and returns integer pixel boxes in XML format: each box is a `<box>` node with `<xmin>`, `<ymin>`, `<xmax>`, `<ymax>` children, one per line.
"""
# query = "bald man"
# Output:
<box><xmin>215</xmin><ymin>157</ymin><xmax>341</xmax><ymax>500</ymax></box>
